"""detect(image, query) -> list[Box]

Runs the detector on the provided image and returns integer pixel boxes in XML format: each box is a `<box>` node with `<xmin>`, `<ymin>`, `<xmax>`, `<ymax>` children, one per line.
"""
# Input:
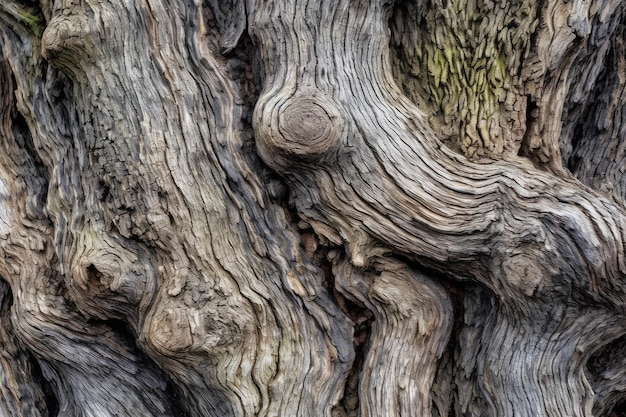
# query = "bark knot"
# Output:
<box><xmin>41</xmin><ymin>13</ymin><xmax>94</xmax><ymax>73</ymax></box>
<box><xmin>255</xmin><ymin>93</ymin><xmax>343</xmax><ymax>169</ymax></box>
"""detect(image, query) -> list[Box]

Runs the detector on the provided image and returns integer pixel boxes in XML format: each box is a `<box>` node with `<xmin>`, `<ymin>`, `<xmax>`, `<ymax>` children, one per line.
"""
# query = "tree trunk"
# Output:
<box><xmin>0</xmin><ymin>0</ymin><xmax>625</xmax><ymax>416</ymax></box>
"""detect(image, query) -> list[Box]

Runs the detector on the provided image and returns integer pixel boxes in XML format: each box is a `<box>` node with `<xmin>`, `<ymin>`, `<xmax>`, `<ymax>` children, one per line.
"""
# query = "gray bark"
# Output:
<box><xmin>0</xmin><ymin>1</ymin><xmax>625</xmax><ymax>416</ymax></box>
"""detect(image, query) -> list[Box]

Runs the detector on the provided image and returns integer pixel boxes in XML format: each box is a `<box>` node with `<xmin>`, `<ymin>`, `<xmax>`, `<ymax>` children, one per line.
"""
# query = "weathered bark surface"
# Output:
<box><xmin>1</xmin><ymin>0</ymin><xmax>626</xmax><ymax>417</ymax></box>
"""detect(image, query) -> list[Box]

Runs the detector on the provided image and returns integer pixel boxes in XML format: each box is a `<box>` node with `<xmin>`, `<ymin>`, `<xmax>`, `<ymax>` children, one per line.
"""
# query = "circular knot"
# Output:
<box><xmin>279</xmin><ymin>98</ymin><xmax>339</xmax><ymax>154</ymax></box>
<box><xmin>255</xmin><ymin>93</ymin><xmax>343</xmax><ymax>168</ymax></box>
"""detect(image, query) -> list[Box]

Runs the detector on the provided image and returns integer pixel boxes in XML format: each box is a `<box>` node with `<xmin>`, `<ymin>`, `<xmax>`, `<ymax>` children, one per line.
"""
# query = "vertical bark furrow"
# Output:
<box><xmin>587</xmin><ymin>336</ymin><xmax>626</xmax><ymax>416</ymax></box>
<box><xmin>0</xmin><ymin>12</ymin><xmax>183</xmax><ymax>416</ymax></box>
<box><xmin>6</xmin><ymin>1</ymin><xmax>355</xmax><ymax>416</ymax></box>
<box><xmin>0</xmin><ymin>279</ymin><xmax>48</xmax><ymax>417</ymax></box>
<box><xmin>562</xmin><ymin>18</ymin><xmax>626</xmax><ymax>206</ymax></box>
<box><xmin>453</xmin><ymin>285</ymin><xmax>497</xmax><ymax>417</ymax></box>
<box><xmin>334</xmin><ymin>257</ymin><xmax>452</xmax><ymax>417</ymax></box>
<box><xmin>518</xmin><ymin>0</ymin><xmax>623</xmax><ymax>174</ymax></box>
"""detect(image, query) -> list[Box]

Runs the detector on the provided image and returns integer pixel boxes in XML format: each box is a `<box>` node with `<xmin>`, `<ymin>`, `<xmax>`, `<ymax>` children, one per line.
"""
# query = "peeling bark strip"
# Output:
<box><xmin>1</xmin><ymin>0</ymin><xmax>626</xmax><ymax>416</ymax></box>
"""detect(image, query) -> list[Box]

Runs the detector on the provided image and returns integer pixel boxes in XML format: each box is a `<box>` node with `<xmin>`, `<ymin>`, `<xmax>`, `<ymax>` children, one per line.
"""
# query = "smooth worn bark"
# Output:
<box><xmin>1</xmin><ymin>0</ymin><xmax>626</xmax><ymax>417</ymax></box>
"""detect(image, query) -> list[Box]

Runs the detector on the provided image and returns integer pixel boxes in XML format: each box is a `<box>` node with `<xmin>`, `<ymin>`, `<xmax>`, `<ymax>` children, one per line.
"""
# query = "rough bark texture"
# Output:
<box><xmin>1</xmin><ymin>0</ymin><xmax>626</xmax><ymax>417</ymax></box>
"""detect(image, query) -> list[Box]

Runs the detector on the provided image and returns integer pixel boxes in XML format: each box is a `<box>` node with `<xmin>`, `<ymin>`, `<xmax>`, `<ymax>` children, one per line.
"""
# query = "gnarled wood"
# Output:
<box><xmin>1</xmin><ymin>0</ymin><xmax>626</xmax><ymax>416</ymax></box>
<box><xmin>250</xmin><ymin>1</ymin><xmax>626</xmax><ymax>416</ymax></box>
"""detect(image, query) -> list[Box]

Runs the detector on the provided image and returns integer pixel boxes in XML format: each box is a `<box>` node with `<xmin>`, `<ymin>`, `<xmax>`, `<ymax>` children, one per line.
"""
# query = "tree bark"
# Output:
<box><xmin>1</xmin><ymin>1</ymin><xmax>625</xmax><ymax>416</ymax></box>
